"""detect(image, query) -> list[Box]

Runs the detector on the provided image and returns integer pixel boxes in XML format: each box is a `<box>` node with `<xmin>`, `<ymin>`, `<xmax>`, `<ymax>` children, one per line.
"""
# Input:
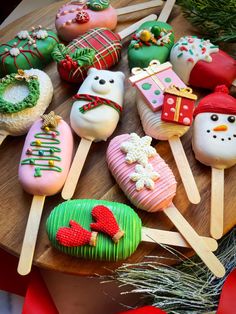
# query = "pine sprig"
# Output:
<box><xmin>106</xmin><ymin>228</ymin><xmax>236</xmax><ymax>314</ymax></box>
<box><xmin>177</xmin><ymin>0</ymin><xmax>236</xmax><ymax>43</ymax></box>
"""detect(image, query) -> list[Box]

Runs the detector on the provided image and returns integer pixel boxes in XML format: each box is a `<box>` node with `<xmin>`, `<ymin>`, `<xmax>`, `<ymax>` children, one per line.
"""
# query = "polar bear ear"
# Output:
<box><xmin>115</xmin><ymin>71</ymin><xmax>125</xmax><ymax>80</ymax></box>
<box><xmin>88</xmin><ymin>68</ymin><xmax>98</xmax><ymax>76</ymax></box>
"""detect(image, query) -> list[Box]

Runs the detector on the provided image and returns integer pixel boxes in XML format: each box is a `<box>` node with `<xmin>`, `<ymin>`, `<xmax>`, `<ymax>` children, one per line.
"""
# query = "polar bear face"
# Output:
<box><xmin>79</xmin><ymin>68</ymin><xmax>125</xmax><ymax>106</ymax></box>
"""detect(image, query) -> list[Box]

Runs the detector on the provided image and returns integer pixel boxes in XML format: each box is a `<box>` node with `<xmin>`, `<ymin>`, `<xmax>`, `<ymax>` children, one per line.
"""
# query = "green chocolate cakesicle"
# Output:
<box><xmin>128</xmin><ymin>21</ymin><xmax>174</xmax><ymax>70</ymax></box>
<box><xmin>46</xmin><ymin>199</ymin><xmax>142</xmax><ymax>261</ymax></box>
<box><xmin>0</xmin><ymin>27</ymin><xmax>59</xmax><ymax>77</ymax></box>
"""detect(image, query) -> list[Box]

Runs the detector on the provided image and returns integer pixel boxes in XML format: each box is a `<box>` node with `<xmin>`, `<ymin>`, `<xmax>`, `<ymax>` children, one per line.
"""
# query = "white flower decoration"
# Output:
<box><xmin>130</xmin><ymin>164</ymin><xmax>160</xmax><ymax>191</ymax></box>
<box><xmin>9</xmin><ymin>47</ymin><xmax>20</xmax><ymax>56</ymax></box>
<box><xmin>17</xmin><ymin>30</ymin><xmax>29</xmax><ymax>39</ymax></box>
<box><xmin>35</xmin><ymin>29</ymin><xmax>48</xmax><ymax>39</ymax></box>
<box><xmin>120</xmin><ymin>133</ymin><xmax>157</xmax><ymax>166</ymax></box>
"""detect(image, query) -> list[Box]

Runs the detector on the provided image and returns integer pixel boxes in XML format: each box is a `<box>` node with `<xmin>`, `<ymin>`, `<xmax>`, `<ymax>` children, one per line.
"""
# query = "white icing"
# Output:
<box><xmin>170</xmin><ymin>36</ymin><xmax>219</xmax><ymax>84</ymax></box>
<box><xmin>9</xmin><ymin>47</ymin><xmax>20</xmax><ymax>56</ymax></box>
<box><xmin>120</xmin><ymin>133</ymin><xmax>157</xmax><ymax>166</ymax></box>
<box><xmin>70</xmin><ymin>68</ymin><xmax>125</xmax><ymax>142</ymax></box>
<box><xmin>130</xmin><ymin>163</ymin><xmax>160</xmax><ymax>190</ymax></box>
<box><xmin>35</xmin><ymin>29</ymin><xmax>48</xmax><ymax>39</ymax></box>
<box><xmin>0</xmin><ymin>69</ymin><xmax>53</xmax><ymax>136</ymax></box>
<box><xmin>3</xmin><ymin>82</ymin><xmax>29</xmax><ymax>104</ymax></box>
<box><xmin>192</xmin><ymin>112</ymin><xmax>236</xmax><ymax>169</ymax></box>
<box><xmin>17</xmin><ymin>30</ymin><xmax>29</xmax><ymax>39</ymax></box>
<box><xmin>137</xmin><ymin>93</ymin><xmax>189</xmax><ymax>141</ymax></box>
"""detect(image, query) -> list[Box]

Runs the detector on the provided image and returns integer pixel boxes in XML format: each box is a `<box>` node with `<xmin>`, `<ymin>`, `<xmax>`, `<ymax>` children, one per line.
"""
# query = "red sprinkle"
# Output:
<box><xmin>180</xmin><ymin>46</ymin><xmax>188</xmax><ymax>51</ymax></box>
<box><xmin>187</xmin><ymin>58</ymin><xmax>194</xmax><ymax>63</ymax></box>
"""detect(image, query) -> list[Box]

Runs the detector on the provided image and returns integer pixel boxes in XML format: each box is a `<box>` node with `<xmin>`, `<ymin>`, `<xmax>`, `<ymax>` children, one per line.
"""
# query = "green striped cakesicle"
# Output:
<box><xmin>46</xmin><ymin>199</ymin><xmax>142</xmax><ymax>261</ymax></box>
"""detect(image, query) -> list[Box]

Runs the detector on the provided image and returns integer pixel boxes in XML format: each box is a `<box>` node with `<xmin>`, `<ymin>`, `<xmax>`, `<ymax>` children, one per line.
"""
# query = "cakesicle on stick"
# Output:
<box><xmin>17</xmin><ymin>112</ymin><xmax>73</xmax><ymax>275</ymax></box>
<box><xmin>106</xmin><ymin>133</ymin><xmax>225</xmax><ymax>277</ymax></box>
<box><xmin>170</xmin><ymin>35</ymin><xmax>236</xmax><ymax>90</ymax></box>
<box><xmin>61</xmin><ymin>67</ymin><xmax>124</xmax><ymax>200</ymax></box>
<box><xmin>52</xmin><ymin>14</ymin><xmax>157</xmax><ymax>83</ymax></box>
<box><xmin>55</xmin><ymin>0</ymin><xmax>163</xmax><ymax>42</ymax></box>
<box><xmin>0</xmin><ymin>69</ymin><xmax>53</xmax><ymax>145</ymax></box>
<box><xmin>192</xmin><ymin>85</ymin><xmax>236</xmax><ymax>239</ymax></box>
<box><xmin>130</xmin><ymin>60</ymin><xmax>200</xmax><ymax>204</ymax></box>
<box><xmin>46</xmin><ymin>199</ymin><xmax>217</xmax><ymax>261</ymax></box>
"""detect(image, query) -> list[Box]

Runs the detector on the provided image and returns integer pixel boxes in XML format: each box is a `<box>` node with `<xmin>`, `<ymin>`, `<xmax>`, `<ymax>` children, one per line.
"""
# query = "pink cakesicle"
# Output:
<box><xmin>106</xmin><ymin>133</ymin><xmax>225</xmax><ymax>278</ymax></box>
<box><xmin>17</xmin><ymin>112</ymin><xmax>74</xmax><ymax>276</ymax></box>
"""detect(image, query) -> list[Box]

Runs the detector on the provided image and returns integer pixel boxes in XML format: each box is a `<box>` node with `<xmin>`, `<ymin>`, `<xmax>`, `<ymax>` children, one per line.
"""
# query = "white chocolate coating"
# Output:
<box><xmin>170</xmin><ymin>36</ymin><xmax>219</xmax><ymax>84</ymax></box>
<box><xmin>137</xmin><ymin>93</ymin><xmax>189</xmax><ymax>141</ymax></box>
<box><xmin>70</xmin><ymin>68</ymin><xmax>125</xmax><ymax>141</ymax></box>
<box><xmin>0</xmin><ymin>69</ymin><xmax>53</xmax><ymax>136</ymax></box>
<box><xmin>192</xmin><ymin>112</ymin><xmax>236</xmax><ymax>169</ymax></box>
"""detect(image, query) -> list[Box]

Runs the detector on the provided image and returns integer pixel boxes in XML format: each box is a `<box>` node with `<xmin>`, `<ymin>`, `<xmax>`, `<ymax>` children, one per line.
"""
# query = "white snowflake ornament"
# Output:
<box><xmin>120</xmin><ymin>133</ymin><xmax>157</xmax><ymax>166</ymax></box>
<box><xmin>130</xmin><ymin>164</ymin><xmax>160</xmax><ymax>191</ymax></box>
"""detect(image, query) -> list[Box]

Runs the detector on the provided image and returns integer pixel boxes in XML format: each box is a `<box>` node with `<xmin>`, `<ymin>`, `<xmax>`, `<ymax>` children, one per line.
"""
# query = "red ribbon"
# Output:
<box><xmin>0</xmin><ymin>248</ymin><xmax>58</xmax><ymax>314</ymax></box>
<box><xmin>217</xmin><ymin>269</ymin><xmax>236</xmax><ymax>314</ymax></box>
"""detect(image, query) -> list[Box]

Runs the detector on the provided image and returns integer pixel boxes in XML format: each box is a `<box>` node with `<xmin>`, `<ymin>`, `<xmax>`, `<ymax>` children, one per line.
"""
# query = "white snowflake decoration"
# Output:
<box><xmin>120</xmin><ymin>133</ymin><xmax>157</xmax><ymax>166</ymax></box>
<box><xmin>35</xmin><ymin>29</ymin><xmax>48</xmax><ymax>39</ymax></box>
<box><xmin>17</xmin><ymin>30</ymin><xmax>29</xmax><ymax>39</ymax></box>
<box><xmin>130</xmin><ymin>164</ymin><xmax>160</xmax><ymax>191</ymax></box>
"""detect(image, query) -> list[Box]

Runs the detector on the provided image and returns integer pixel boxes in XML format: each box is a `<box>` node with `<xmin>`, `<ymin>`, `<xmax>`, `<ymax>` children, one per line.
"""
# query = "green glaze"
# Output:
<box><xmin>87</xmin><ymin>0</ymin><xmax>110</xmax><ymax>11</ymax></box>
<box><xmin>46</xmin><ymin>199</ymin><xmax>142</xmax><ymax>261</ymax></box>
<box><xmin>0</xmin><ymin>73</ymin><xmax>39</xmax><ymax>113</ymax></box>
<box><xmin>0</xmin><ymin>29</ymin><xmax>59</xmax><ymax>77</ymax></box>
<box><xmin>128</xmin><ymin>21</ymin><xmax>174</xmax><ymax>70</ymax></box>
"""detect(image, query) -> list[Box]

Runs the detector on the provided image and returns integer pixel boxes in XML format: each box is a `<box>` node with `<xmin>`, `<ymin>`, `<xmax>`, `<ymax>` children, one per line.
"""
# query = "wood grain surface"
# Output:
<box><xmin>0</xmin><ymin>0</ymin><xmax>235</xmax><ymax>276</ymax></box>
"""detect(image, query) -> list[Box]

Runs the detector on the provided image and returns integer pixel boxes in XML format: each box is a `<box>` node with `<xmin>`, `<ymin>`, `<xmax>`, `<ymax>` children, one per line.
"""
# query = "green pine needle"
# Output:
<box><xmin>106</xmin><ymin>228</ymin><xmax>236</xmax><ymax>313</ymax></box>
<box><xmin>177</xmin><ymin>0</ymin><xmax>236</xmax><ymax>43</ymax></box>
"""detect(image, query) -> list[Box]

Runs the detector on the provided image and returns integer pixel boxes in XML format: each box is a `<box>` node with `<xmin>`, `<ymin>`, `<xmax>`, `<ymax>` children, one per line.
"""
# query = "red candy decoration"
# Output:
<box><xmin>90</xmin><ymin>205</ymin><xmax>124</xmax><ymax>243</ymax></box>
<box><xmin>75</xmin><ymin>10</ymin><xmax>90</xmax><ymax>24</ymax></box>
<box><xmin>56</xmin><ymin>220</ymin><xmax>97</xmax><ymax>247</ymax></box>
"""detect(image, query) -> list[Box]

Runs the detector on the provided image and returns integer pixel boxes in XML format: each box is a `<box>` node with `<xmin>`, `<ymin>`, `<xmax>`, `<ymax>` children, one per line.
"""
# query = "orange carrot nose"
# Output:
<box><xmin>213</xmin><ymin>125</ymin><xmax>228</xmax><ymax>131</ymax></box>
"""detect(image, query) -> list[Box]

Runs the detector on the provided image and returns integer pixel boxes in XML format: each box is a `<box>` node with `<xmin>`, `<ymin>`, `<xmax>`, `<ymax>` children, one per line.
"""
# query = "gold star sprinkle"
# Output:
<box><xmin>41</xmin><ymin>111</ymin><xmax>61</xmax><ymax>129</ymax></box>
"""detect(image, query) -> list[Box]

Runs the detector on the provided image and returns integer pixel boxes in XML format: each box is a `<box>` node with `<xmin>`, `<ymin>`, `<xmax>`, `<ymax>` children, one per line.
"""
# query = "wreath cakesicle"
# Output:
<box><xmin>0</xmin><ymin>69</ymin><xmax>53</xmax><ymax>145</ymax></box>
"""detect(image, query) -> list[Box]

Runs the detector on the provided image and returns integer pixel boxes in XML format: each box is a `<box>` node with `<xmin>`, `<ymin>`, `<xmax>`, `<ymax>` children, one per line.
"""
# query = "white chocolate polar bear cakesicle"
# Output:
<box><xmin>62</xmin><ymin>68</ymin><xmax>125</xmax><ymax>200</ymax></box>
<box><xmin>70</xmin><ymin>67</ymin><xmax>125</xmax><ymax>141</ymax></box>
<box><xmin>192</xmin><ymin>85</ymin><xmax>236</xmax><ymax>239</ymax></box>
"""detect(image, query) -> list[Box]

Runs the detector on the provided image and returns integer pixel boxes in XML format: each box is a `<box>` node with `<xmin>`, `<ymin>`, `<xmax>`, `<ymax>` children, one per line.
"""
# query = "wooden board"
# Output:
<box><xmin>0</xmin><ymin>0</ymin><xmax>235</xmax><ymax>276</ymax></box>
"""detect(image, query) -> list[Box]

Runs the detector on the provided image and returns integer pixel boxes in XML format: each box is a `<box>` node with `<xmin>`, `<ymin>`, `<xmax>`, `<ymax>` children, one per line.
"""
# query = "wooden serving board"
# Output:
<box><xmin>0</xmin><ymin>0</ymin><xmax>235</xmax><ymax>276</ymax></box>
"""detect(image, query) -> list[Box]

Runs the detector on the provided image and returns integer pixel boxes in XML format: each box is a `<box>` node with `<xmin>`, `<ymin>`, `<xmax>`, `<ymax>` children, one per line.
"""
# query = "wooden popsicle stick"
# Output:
<box><xmin>118</xmin><ymin>14</ymin><xmax>157</xmax><ymax>40</ymax></box>
<box><xmin>169</xmin><ymin>136</ymin><xmax>201</xmax><ymax>204</ymax></box>
<box><xmin>116</xmin><ymin>0</ymin><xmax>163</xmax><ymax>16</ymax></box>
<box><xmin>164</xmin><ymin>204</ymin><xmax>225</xmax><ymax>278</ymax></box>
<box><xmin>61</xmin><ymin>138</ymin><xmax>92</xmax><ymax>200</ymax></box>
<box><xmin>158</xmin><ymin>0</ymin><xmax>176</xmax><ymax>22</ymax></box>
<box><xmin>0</xmin><ymin>130</ymin><xmax>8</xmax><ymax>145</ymax></box>
<box><xmin>211</xmin><ymin>168</ymin><xmax>224</xmax><ymax>239</ymax></box>
<box><xmin>142</xmin><ymin>227</ymin><xmax>218</xmax><ymax>251</ymax></box>
<box><xmin>17</xmin><ymin>195</ymin><xmax>45</xmax><ymax>276</ymax></box>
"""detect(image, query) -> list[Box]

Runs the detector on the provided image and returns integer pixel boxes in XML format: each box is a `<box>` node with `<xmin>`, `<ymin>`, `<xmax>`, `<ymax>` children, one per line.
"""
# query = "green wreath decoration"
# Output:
<box><xmin>0</xmin><ymin>70</ymin><xmax>40</xmax><ymax>114</ymax></box>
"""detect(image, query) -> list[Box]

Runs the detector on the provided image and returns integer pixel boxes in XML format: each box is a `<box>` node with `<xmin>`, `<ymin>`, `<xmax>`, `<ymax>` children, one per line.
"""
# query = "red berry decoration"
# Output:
<box><xmin>76</xmin><ymin>10</ymin><xmax>90</xmax><ymax>24</ymax></box>
<box><xmin>90</xmin><ymin>205</ymin><xmax>125</xmax><ymax>243</ymax></box>
<box><xmin>56</xmin><ymin>220</ymin><xmax>97</xmax><ymax>247</ymax></box>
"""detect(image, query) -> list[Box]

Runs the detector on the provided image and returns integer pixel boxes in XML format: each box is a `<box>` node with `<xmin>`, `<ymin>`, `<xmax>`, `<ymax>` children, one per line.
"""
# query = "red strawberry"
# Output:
<box><xmin>56</xmin><ymin>220</ymin><xmax>97</xmax><ymax>247</ymax></box>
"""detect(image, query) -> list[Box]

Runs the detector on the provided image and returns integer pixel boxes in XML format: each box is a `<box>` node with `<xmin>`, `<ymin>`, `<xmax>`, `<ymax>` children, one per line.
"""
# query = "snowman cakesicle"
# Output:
<box><xmin>192</xmin><ymin>85</ymin><xmax>236</xmax><ymax>239</ymax></box>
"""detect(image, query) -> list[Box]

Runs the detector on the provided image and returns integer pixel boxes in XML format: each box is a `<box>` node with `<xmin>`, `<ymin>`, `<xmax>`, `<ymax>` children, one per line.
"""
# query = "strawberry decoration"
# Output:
<box><xmin>90</xmin><ymin>205</ymin><xmax>125</xmax><ymax>243</ymax></box>
<box><xmin>76</xmin><ymin>10</ymin><xmax>90</xmax><ymax>24</ymax></box>
<box><xmin>56</xmin><ymin>220</ymin><xmax>97</xmax><ymax>247</ymax></box>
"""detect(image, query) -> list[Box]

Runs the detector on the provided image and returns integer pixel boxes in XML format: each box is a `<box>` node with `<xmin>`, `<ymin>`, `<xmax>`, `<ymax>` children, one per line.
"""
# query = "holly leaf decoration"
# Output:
<box><xmin>51</xmin><ymin>44</ymin><xmax>70</xmax><ymax>62</ymax></box>
<box><xmin>71</xmin><ymin>48</ymin><xmax>96</xmax><ymax>67</ymax></box>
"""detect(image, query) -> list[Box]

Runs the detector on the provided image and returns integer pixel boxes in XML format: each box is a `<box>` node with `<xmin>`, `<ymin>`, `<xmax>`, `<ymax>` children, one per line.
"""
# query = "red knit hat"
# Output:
<box><xmin>193</xmin><ymin>85</ymin><xmax>236</xmax><ymax>117</ymax></box>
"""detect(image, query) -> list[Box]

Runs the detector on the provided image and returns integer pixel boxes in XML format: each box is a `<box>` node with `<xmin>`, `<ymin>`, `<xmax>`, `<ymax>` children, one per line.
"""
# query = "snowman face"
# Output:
<box><xmin>192</xmin><ymin>112</ymin><xmax>236</xmax><ymax>169</ymax></box>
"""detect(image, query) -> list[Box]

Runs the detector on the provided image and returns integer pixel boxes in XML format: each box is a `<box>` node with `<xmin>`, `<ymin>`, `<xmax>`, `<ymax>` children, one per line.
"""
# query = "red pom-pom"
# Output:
<box><xmin>214</xmin><ymin>85</ymin><xmax>229</xmax><ymax>94</ymax></box>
